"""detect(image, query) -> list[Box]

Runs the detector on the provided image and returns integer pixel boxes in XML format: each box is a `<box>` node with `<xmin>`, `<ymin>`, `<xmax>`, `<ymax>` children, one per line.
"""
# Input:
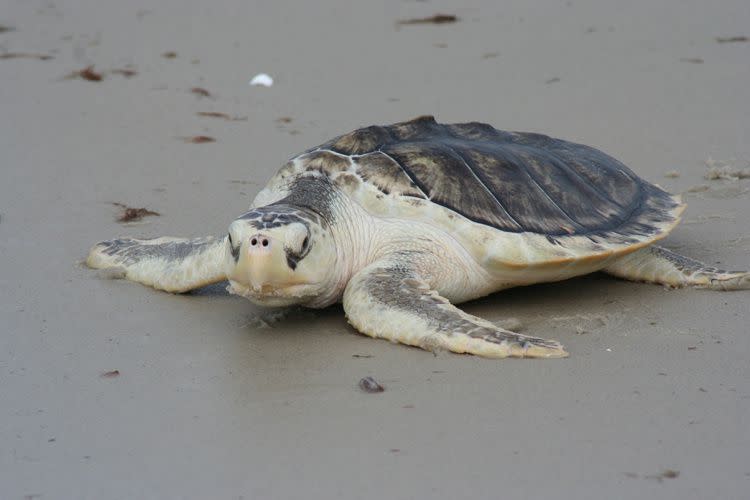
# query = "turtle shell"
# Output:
<box><xmin>258</xmin><ymin>116</ymin><xmax>684</xmax><ymax>269</ymax></box>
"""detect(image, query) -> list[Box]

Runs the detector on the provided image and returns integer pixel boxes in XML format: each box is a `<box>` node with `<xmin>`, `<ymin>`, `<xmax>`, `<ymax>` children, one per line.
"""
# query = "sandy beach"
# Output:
<box><xmin>1</xmin><ymin>0</ymin><xmax>749</xmax><ymax>498</ymax></box>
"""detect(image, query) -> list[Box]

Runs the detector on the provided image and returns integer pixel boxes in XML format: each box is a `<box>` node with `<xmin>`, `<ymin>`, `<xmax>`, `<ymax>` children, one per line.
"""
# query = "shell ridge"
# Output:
<box><xmin>444</xmin><ymin>144</ymin><xmax>524</xmax><ymax>230</ymax></box>
<box><xmin>542</xmin><ymin>145</ymin><xmax>630</xmax><ymax>210</ymax></box>
<box><xmin>377</xmin><ymin>147</ymin><xmax>429</xmax><ymax>199</ymax></box>
<box><xmin>505</xmin><ymin>148</ymin><xmax>588</xmax><ymax>233</ymax></box>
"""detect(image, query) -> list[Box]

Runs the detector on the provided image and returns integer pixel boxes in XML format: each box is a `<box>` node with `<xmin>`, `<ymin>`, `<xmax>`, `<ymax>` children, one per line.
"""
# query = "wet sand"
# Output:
<box><xmin>1</xmin><ymin>1</ymin><xmax>749</xmax><ymax>498</ymax></box>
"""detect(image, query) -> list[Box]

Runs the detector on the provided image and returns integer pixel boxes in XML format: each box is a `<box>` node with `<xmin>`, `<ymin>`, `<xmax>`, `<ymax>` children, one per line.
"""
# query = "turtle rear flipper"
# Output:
<box><xmin>604</xmin><ymin>245</ymin><xmax>750</xmax><ymax>290</ymax></box>
<box><xmin>343</xmin><ymin>260</ymin><xmax>568</xmax><ymax>359</ymax></box>
<box><xmin>86</xmin><ymin>236</ymin><xmax>227</xmax><ymax>293</ymax></box>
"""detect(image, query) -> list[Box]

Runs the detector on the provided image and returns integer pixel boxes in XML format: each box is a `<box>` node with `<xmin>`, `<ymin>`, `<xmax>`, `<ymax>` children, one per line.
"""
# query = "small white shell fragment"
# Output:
<box><xmin>249</xmin><ymin>73</ymin><xmax>273</xmax><ymax>87</ymax></box>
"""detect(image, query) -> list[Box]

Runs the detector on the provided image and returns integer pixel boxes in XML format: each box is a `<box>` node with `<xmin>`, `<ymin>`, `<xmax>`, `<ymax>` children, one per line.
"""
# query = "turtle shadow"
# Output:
<box><xmin>463</xmin><ymin>272</ymin><xmax>643</xmax><ymax>329</ymax></box>
<box><xmin>187</xmin><ymin>281</ymin><xmax>231</xmax><ymax>296</ymax></box>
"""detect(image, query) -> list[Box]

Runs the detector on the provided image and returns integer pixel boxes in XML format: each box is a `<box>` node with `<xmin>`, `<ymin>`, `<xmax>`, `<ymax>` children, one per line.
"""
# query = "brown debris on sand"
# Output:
<box><xmin>190</xmin><ymin>87</ymin><xmax>212</xmax><ymax>98</ymax></box>
<box><xmin>196</xmin><ymin>112</ymin><xmax>247</xmax><ymax>121</ymax></box>
<box><xmin>162</xmin><ymin>51</ymin><xmax>177</xmax><ymax>59</ymax></box>
<box><xmin>65</xmin><ymin>65</ymin><xmax>103</xmax><ymax>81</ymax></box>
<box><xmin>112</xmin><ymin>202</ymin><xmax>160</xmax><ymax>222</ymax></box>
<box><xmin>0</xmin><ymin>52</ymin><xmax>53</xmax><ymax>60</ymax></box>
<box><xmin>100</xmin><ymin>370</ymin><xmax>120</xmax><ymax>378</ymax></box>
<box><xmin>646</xmin><ymin>469</ymin><xmax>680</xmax><ymax>482</ymax></box>
<box><xmin>715</xmin><ymin>36</ymin><xmax>748</xmax><ymax>43</ymax></box>
<box><xmin>181</xmin><ymin>135</ymin><xmax>216</xmax><ymax>144</ymax></box>
<box><xmin>664</xmin><ymin>170</ymin><xmax>680</xmax><ymax>178</ymax></box>
<box><xmin>0</xmin><ymin>24</ymin><xmax>15</xmax><ymax>33</ymax></box>
<box><xmin>111</xmin><ymin>67</ymin><xmax>137</xmax><ymax>78</ymax></box>
<box><xmin>398</xmin><ymin>14</ymin><xmax>458</xmax><ymax>25</ymax></box>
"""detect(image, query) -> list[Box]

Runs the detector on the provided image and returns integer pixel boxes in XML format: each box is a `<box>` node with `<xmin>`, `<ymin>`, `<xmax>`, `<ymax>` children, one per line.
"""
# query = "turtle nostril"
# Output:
<box><xmin>250</xmin><ymin>238</ymin><xmax>258</xmax><ymax>246</ymax></box>
<box><xmin>261</xmin><ymin>238</ymin><xmax>269</xmax><ymax>247</ymax></box>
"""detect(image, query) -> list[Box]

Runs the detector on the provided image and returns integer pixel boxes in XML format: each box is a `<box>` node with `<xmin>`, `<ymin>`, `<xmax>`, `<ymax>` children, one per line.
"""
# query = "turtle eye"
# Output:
<box><xmin>227</xmin><ymin>232</ymin><xmax>233</xmax><ymax>246</ymax></box>
<box><xmin>301</xmin><ymin>236</ymin><xmax>309</xmax><ymax>252</ymax></box>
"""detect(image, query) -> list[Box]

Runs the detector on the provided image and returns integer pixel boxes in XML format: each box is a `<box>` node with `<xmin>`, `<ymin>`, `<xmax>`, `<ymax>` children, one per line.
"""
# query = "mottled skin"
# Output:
<box><xmin>87</xmin><ymin>117</ymin><xmax>750</xmax><ymax>358</ymax></box>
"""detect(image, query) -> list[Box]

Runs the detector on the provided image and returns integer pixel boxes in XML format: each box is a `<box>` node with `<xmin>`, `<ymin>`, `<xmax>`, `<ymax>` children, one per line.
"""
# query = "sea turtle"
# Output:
<box><xmin>86</xmin><ymin>116</ymin><xmax>749</xmax><ymax>358</ymax></box>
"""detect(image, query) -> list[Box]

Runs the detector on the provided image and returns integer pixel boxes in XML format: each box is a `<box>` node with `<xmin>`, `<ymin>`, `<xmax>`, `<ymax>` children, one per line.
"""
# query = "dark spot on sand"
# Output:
<box><xmin>545</xmin><ymin>77</ymin><xmax>561</xmax><ymax>84</ymax></box>
<box><xmin>162</xmin><ymin>51</ymin><xmax>177</xmax><ymax>59</ymax></box>
<box><xmin>715</xmin><ymin>36</ymin><xmax>748</xmax><ymax>43</ymax></box>
<box><xmin>359</xmin><ymin>376</ymin><xmax>384</xmax><ymax>393</ymax></box>
<box><xmin>688</xmin><ymin>346</ymin><xmax>697</xmax><ymax>351</ymax></box>
<box><xmin>699</xmin><ymin>387</ymin><xmax>707</xmax><ymax>392</ymax></box>
<box><xmin>0</xmin><ymin>25</ymin><xmax>15</xmax><ymax>33</ymax></box>
<box><xmin>181</xmin><ymin>135</ymin><xmax>216</xmax><ymax>144</ymax></box>
<box><xmin>67</xmin><ymin>65</ymin><xmax>103</xmax><ymax>81</ymax></box>
<box><xmin>397</xmin><ymin>14</ymin><xmax>458</xmax><ymax>25</ymax></box>
<box><xmin>649</xmin><ymin>469</ymin><xmax>680</xmax><ymax>482</ymax></box>
<box><xmin>197</xmin><ymin>111</ymin><xmax>246</xmax><ymax>121</ymax></box>
<box><xmin>112</xmin><ymin>203</ymin><xmax>160</xmax><ymax>222</ymax></box>
<box><xmin>0</xmin><ymin>52</ymin><xmax>53</xmax><ymax>60</ymax></box>
<box><xmin>352</xmin><ymin>354</ymin><xmax>373</xmax><ymax>358</ymax></box>
<box><xmin>190</xmin><ymin>87</ymin><xmax>211</xmax><ymax>98</ymax></box>
<box><xmin>100</xmin><ymin>370</ymin><xmax>120</xmax><ymax>378</ymax></box>
<box><xmin>276</xmin><ymin>116</ymin><xmax>293</xmax><ymax>123</ymax></box>
<box><xmin>111</xmin><ymin>67</ymin><xmax>137</xmax><ymax>78</ymax></box>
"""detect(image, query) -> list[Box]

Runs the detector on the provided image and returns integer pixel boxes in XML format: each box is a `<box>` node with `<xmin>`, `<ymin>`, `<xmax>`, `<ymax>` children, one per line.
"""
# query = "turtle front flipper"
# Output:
<box><xmin>86</xmin><ymin>236</ymin><xmax>227</xmax><ymax>293</ymax></box>
<box><xmin>343</xmin><ymin>261</ymin><xmax>568</xmax><ymax>359</ymax></box>
<box><xmin>604</xmin><ymin>245</ymin><xmax>750</xmax><ymax>290</ymax></box>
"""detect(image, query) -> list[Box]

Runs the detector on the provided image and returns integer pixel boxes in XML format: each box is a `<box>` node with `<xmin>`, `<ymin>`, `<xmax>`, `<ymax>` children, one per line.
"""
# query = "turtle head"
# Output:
<box><xmin>224</xmin><ymin>206</ymin><xmax>337</xmax><ymax>307</ymax></box>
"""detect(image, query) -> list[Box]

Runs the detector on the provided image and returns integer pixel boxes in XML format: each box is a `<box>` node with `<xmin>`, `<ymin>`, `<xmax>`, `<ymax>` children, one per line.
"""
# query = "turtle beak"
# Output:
<box><xmin>242</xmin><ymin>233</ymin><xmax>284</xmax><ymax>290</ymax></box>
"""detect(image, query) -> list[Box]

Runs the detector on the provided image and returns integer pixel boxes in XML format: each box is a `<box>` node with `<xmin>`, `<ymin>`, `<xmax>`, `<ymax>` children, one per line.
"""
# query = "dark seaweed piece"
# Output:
<box><xmin>68</xmin><ymin>65</ymin><xmax>103</xmax><ymax>81</ymax></box>
<box><xmin>111</xmin><ymin>68</ymin><xmax>137</xmax><ymax>78</ymax></box>
<box><xmin>0</xmin><ymin>52</ymin><xmax>53</xmax><ymax>60</ymax></box>
<box><xmin>181</xmin><ymin>135</ymin><xmax>216</xmax><ymax>144</ymax></box>
<box><xmin>190</xmin><ymin>87</ymin><xmax>211</xmax><ymax>98</ymax></box>
<box><xmin>112</xmin><ymin>202</ymin><xmax>160</xmax><ymax>222</ymax></box>
<box><xmin>197</xmin><ymin>112</ymin><xmax>247</xmax><ymax>121</ymax></box>
<box><xmin>352</xmin><ymin>354</ymin><xmax>373</xmax><ymax>358</ymax></box>
<box><xmin>646</xmin><ymin>469</ymin><xmax>680</xmax><ymax>482</ymax></box>
<box><xmin>398</xmin><ymin>14</ymin><xmax>458</xmax><ymax>25</ymax></box>
<box><xmin>715</xmin><ymin>36</ymin><xmax>748</xmax><ymax>43</ymax></box>
<box><xmin>359</xmin><ymin>376</ymin><xmax>385</xmax><ymax>393</ymax></box>
<box><xmin>162</xmin><ymin>51</ymin><xmax>177</xmax><ymax>58</ymax></box>
<box><xmin>100</xmin><ymin>370</ymin><xmax>120</xmax><ymax>378</ymax></box>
